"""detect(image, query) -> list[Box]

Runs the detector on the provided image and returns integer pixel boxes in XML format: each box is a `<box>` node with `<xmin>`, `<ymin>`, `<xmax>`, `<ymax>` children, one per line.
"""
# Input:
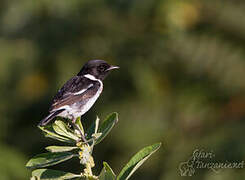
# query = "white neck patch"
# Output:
<box><xmin>84</xmin><ymin>74</ymin><xmax>99</xmax><ymax>81</ymax></box>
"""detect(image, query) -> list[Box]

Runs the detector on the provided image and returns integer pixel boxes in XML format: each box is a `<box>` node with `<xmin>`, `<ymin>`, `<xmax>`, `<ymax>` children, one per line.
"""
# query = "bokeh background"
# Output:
<box><xmin>1</xmin><ymin>0</ymin><xmax>245</xmax><ymax>179</ymax></box>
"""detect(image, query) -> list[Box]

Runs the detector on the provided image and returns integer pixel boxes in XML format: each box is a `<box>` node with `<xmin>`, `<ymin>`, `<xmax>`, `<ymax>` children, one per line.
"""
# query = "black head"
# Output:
<box><xmin>78</xmin><ymin>60</ymin><xmax>119</xmax><ymax>80</ymax></box>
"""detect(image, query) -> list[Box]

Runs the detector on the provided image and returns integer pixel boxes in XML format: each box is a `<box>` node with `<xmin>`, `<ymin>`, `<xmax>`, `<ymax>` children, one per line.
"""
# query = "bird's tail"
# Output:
<box><xmin>38</xmin><ymin>109</ymin><xmax>64</xmax><ymax>126</ymax></box>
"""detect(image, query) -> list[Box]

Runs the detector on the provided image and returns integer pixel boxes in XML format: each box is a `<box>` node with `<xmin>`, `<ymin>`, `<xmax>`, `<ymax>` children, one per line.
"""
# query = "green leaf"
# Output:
<box><xmin>45</xmin><ymin>146</ymin><xmax>78</xmax><ymax>153</ymax></box>
<box><xmin>26</xmin><ymin>152</ymin><xmax>76</xmax><ymax>169</ymax></box>
<box><xmin>30</xmin><ymin>177</ymin><xmax>37</xmax><ymax>180</ymax></box>
<box><xmin>87</xmin><ymin>120</ymin><xmax>96</xmax><ymax>140</ymax></box>
<box><xmin>31</xmin><ymin>169</ymin><xmax>83</xmax><ymax>179</ymax></box>
<box><xmin>87</xmin><ymin>116</ymin><xmax>100</xmax><ymax>140</ymax></box>
<box><xmin>75</xmin><ymin>117</ymin><xmax>85</xmax><ymax>135</ymax></box>
<box><xmin>95</xmin><ymin>112</ymin><xmax>118</xmax><ymax>145</ymax></box>
<box><xmin>117</xmin><ymin>143</ymin><xmax>161</xmax><ymax>180</ymax></box>
<box><xmin>99</xmin><ymin>162</ymin><xmax>116</xmax><ymax>180</ymax></box>
<box><xmin>39</xmin><ymin>126</ymin><xmax>76</xmax><ymax>144</ymax></box>
<box><xmin>53</xmin><ymin>120</ymin><xmax>79</xmax><ymax>141</ymax></box>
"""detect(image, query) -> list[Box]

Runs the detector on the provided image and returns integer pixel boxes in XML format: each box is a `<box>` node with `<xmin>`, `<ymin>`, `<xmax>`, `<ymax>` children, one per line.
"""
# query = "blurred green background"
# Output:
<box><xmin>1</xmin><ymin>0</ymin><xmax>245</xmax><ymax>179</ymax></box>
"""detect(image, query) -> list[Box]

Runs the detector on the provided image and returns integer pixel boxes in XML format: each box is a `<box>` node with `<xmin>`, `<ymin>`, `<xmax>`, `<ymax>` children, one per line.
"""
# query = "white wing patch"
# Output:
<box><xmin>73</xmin><ymin>84</ymin><xmax>93</xmax><ymax>95</ymax></box>
<box><xmin>84</xmin><ymin>74</ymin><xmax>98</xmax><ymax>81</ymax></box>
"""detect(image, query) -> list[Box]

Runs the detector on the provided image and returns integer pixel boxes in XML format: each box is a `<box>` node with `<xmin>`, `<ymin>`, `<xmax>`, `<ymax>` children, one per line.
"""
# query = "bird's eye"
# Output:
<box><xmin>98</xmin><ymin>65</ymin><xmax>106</xmax><ymax>72</ymax></box>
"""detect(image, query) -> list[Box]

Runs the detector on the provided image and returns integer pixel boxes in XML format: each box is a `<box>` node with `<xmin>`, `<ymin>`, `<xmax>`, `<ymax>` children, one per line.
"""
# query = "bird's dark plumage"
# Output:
<box><xmin>49</xmin><ymin>76</ymin><xmax>100</xmax><ymax>111</ymax></box>
<box><xmin>39</xmin><ymin>60</ymin><xmax>119</xmax><ymax>126</ymax></box>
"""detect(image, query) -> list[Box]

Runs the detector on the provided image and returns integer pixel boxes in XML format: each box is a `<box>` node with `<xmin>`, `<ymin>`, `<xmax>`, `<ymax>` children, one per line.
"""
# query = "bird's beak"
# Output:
<box><xmin>106</xmin><ymin>65</ymin><xmax>120</xmax><ymax>71</ymax></box>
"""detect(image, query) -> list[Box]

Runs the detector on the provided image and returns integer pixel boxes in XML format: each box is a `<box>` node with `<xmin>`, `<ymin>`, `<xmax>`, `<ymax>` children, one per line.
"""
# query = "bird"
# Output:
<box><xmin>38</xmin><ymin>60</ymin><xmax>119</xmax><ymax>128</ymax></box>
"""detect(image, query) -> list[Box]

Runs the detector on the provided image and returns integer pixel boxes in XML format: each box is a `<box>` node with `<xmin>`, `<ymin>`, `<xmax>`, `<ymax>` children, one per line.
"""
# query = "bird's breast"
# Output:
<box><xmin>78</xmin><ymin>80</ymin><xmax>103</xmax><ymax>115</ymax></box>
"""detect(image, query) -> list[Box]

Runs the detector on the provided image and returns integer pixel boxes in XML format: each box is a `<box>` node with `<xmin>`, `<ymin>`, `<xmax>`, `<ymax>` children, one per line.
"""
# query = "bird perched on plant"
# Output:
<box><xmin>38</xmin><ymin>60</ymin><xmax>119</xmax><ymax>127</ymax></box>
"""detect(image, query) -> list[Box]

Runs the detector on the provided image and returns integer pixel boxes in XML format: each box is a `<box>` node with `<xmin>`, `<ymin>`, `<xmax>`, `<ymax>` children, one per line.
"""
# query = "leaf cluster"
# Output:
<box><xmin>26</xmin><ymin>113</ymin><xmax>161</xmax><ymax>180</ymax></box>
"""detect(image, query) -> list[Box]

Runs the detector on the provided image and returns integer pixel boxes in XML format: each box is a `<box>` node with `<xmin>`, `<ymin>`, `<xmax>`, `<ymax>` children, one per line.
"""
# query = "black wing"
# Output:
<box><xmin>49</xmin><ymin>76</ymin><xmax>99</xmax><ymax>112</ymax></box>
